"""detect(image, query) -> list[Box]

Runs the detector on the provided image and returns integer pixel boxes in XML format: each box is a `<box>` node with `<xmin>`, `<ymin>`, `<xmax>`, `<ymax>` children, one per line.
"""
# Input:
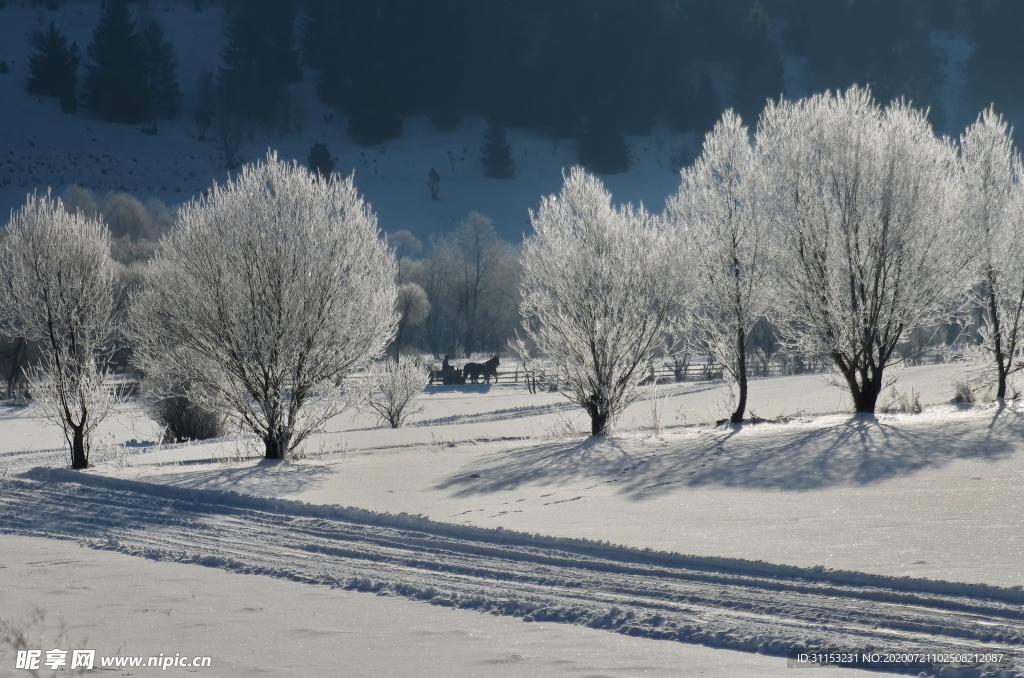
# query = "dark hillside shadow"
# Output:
<box><xmin>436</xmin><ymin>409</ymin><xmax>1024</xmax><ymax>499</ymax></box>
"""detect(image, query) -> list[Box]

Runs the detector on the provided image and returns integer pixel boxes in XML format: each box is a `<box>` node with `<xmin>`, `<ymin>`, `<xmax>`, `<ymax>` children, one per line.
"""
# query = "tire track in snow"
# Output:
<box><xmin>1</xmin><ymin>472</ymin><xmax>1021</xmax><ymax>677</ymax></box>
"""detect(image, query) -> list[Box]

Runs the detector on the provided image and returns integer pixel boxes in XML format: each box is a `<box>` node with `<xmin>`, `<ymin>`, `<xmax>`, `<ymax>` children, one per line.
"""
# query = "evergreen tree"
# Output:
<box><xmin>346</xmin><ymin>84</ymin><xmax>404</xmax><ymax>146</ymax></box>
<box><xmin>83</xmin><ymin>0</ymin><xmax>151</xmax><ymax>123</ymax></box>
<box><xmin>668</xmin><ymin>73</ymin><xmax>721</xmax><ymax>135</ymax></box>
<box><xmin>731</xmin><ymin>2</ymin><xmax>783</xmax><ymax>125</ymax></box>
<box><xmin>26</xmin><ymin>22</ymin><xmax>80</xmax><ymax>111</ymax></box>
<box><xmin>576</xmin><ymin>120</ymin><xmax>630</xmax><ymax>175</ymax></box>
<box><xmin>480</xmin><ymin>121</ymin><xmax>513</xmax><ymax>179</ymax></box>
<box><xmin>307</xmin><ymin>142</ymin><xmax>335</xmax><ymax>177</ymax></box>
<box><xmin>301</xmin><ymin>0</ymin><xmax>341</xmax><ymax>71</ymax></box>
<box><xmin>142</xmin><ymin>20</ymin><xmax>181</xmax><ymax>119</ymax></box>
<box><xmin>967</xmin><ymin>0</ymin><xmax>1024</xmax><ymax>113</ymax></box>
<box><xmin>219</xmin><ymin>0</ymin><xmax>301</xmax><ymax>125</ymax></box>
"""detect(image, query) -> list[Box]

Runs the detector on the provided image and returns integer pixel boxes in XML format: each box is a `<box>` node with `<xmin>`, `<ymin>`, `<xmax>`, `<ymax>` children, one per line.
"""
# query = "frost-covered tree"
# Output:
<box><xmin>355</xmin><ymin>355</ymin><xmax>429</xmax><ymax>428</ymax></box>
<box><xmin>450</xmin><ymin>213</ymin><xmax>508</xmax><ymax>356</ymax></box>
<box><xmin>0</xmin><ymin>193</ymin><xmax>118</xmax><ymax>469</ymax></box>
<box><xmin>129</xmin><ymin>152</ymin><xmax>397</xmax><ymax>459</ymax></box>
<box><xmin>387</xmin><ymin>229</ymin><xmax>422</xmax><ymax>284</ymax></box>
<box><xmin>757</xmin><ymin>86</ymin><xmax>966</xmax><ymax>413</ymax></box>
<box><xmin>960</xmin><ymin>107</ymin><xmax>1024</xmax><ymax>399</ymax></box>
<box><xmin>393</xmin><ymin>282</ymin><xmax>429</xmax><ymax>358</ymax></box>
<box><xmin>518</xmin><ymin>168</ymin><xmax>679</xmax><ymax>435</ymax></box>
<box><xmin>666</xmin><ymin>110</ymin><xmax>775</xmax><ymax>423</ymax></box>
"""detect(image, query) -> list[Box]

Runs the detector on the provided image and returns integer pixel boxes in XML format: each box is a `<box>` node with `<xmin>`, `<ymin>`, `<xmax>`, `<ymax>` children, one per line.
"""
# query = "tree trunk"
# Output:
<box><xmin>70</xmin><ymin>424</ymin><xmax>88</xmax><ymax>469</ymax></box>
<box><xmin>6</xmin><ymin>337</ymin><xmax>27</xmax><ymax>399</ymax></box>
<box><xmin>730</xmin><ymin>328</ymin><xmax>748</xmax><ymax>424</ymax></box>
<box><xmin>848</xmin><ymin>374</ymin><xmax>884</xmax><ymax>413</ymax></box>
<box><xmin>996</xmin><ymin>360</ymin><xmax>1007</xmax><ymax>400</ymax></box>
<box><xmin>264</xmin><ymin>434</ymin><xmax>289</xmax><ymax>460</ymax></box>
<box><xmin>989</xmin><ymin>279</ymin><xmax>1007</xmax><ymax>400</ymax></box>
<box><xmin>587</xmin><ymin>392</ymin><xmax>609</xmax><ymax>436</ymax></box>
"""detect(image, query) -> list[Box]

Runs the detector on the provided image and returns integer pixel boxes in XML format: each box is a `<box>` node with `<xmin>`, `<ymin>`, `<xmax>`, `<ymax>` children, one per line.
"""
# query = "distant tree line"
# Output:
<box><xmin>25</xmin><ymin>0</ymin><xmax>1024</xmax><ymax>172</ymax></box>
<box><xmin>385</xmin><ymin>215</ymin><xmax>522</xmax><ymax>360</ymax></box>
<box><xmin>298</xmin><ymin>0</ymin><xmax>1019</xmax><ymax>148</ymax></box>
<box><xmin>26</xmin><ymin>0</ymin><xmax>181</xmax><ymax>122</ymax></box>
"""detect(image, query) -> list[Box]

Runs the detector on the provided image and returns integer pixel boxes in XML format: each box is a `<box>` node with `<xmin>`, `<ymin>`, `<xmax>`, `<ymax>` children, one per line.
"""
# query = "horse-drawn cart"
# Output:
<box><xmin>429</xmin><ymin>366</ymin><xmax>466</xmax><ymax>385</ymax></box>
<box><xmin>427</xmin><ymin>355</ymin><xmax>500</xmax><ymax>385</ymax></box>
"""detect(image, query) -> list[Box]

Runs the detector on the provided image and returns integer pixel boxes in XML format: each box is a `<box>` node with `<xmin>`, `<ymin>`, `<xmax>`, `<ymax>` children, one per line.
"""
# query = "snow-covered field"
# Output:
<box><xmin>0</xmin><ymin>6</ymin><xmax>1016</xmax><ymax>671</ymax></box>
<box><xmin>3</xmin><ymin>533</ymin><xmax>877</xmax><ymax>678</ymax></box>
<box><xmin>3</xmin><ymin>364</ymin><xmax>1023</xmax><ymax>677</ymax></box>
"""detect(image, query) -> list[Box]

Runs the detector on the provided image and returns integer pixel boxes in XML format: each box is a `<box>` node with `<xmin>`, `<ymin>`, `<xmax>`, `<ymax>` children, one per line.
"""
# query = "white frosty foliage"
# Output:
<box><xmin>757</xmin><ymin>86</ymin><xmax>968</xmax><ymax>412</ymax></box>
<box><xmin>517</xmin><ymin>168</ymin><xmax>679</xmax><ymax>436</ymax></box>
<box><xmin>355</xmin><ymin>355</ymin><xmax>430</xmax><ymax>429</ymax></box>
<box><xmin>666</xmin><ymin>110</ymin><xmax>775</xmax><ymax>423</ymax></box>
<box><xmin>0</xmin><ymin>192</ymin><xmax>119</xmax><ymax>468</ymax></box>
<box><xmin>959</xmin><ymin>107</ymin><xmax>1024</xmax><ymax>399</ymax></box>
<box><xmin>129</xmin><ymin>152</ymin><xmax>398</xmax><ymax>459</ymax></box>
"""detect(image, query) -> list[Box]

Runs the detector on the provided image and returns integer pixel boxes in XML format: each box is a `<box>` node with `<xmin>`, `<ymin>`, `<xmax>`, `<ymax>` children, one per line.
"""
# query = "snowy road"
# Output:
<box><xmin>1</xmin><ymin>470</ymin><xmax>1021</xmax><ymax>677</ymax></box>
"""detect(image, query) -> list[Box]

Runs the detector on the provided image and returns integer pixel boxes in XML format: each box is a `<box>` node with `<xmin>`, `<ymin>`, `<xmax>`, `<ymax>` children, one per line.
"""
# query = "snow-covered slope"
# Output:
<box><xmin>0</xmin><ymin>1</ymin><xmax>691</xmax><ymax>244</ymax></box>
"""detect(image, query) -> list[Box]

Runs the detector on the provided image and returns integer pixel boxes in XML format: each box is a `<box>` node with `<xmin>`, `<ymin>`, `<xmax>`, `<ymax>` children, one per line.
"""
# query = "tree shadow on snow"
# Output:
<box><xmin>435</xmin><ymin>408</ymin><xmax>1024</xmax><ymax>499</ymax></box>
<box><xmin>151</xmin><ymin>459</ymin><xmax>336</xmax><ymax>497</ymax></box>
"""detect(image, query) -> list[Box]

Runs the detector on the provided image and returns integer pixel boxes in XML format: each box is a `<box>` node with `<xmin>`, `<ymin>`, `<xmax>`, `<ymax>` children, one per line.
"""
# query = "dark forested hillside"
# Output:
<box><xmin>297</xmin><ymin>0</ymin><xmax>1007</xmax><ymax>142</ymax></box>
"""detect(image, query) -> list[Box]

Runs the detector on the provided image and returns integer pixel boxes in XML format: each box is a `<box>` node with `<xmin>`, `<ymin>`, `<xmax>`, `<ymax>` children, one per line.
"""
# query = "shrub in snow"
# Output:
<box><xmin>959</xmin><ymin>107</ymin><xmax>1024</xmax><ymax>400</ymax></box>
<box><xmin>0</xmin><ymin>193</ymin><xmax>119</xmax><ymax>468</ymax></box>
<box><xmin>128</xmin><ymin>151</ymin><xmax>398</xmax><ymax>460</ymax></box>
<box><xmin>879</xmin><ymin>387</ymin><xmax>922</xmax><ymax>414</ymax></box>
<box><xmin>516</xmin><ymin>168</ymin><xmax>679</xmax><ymax>436</ymax></box>
<box><xmin>356</xmin><ymin>355</ymin><xmax>429</xmax><ymax>428</ymax></box>
<box><xmin>951</xmin><ymin>379</ymin><xmax>975</xmax><ymax>405</ymax></box>
<box><xmin>758</xmin><ymin>86</ymin><xmax>969</xmax><ymax>413</ymax></box>
<box><xmin>666</xmin><ymin>110</ymin><xmax>775</xmax><ymax>423</ymax></box>
<box><xmin>143</xmin><ymin>377</ymin><xmax>224</xmax><ymax>443</ymax></box>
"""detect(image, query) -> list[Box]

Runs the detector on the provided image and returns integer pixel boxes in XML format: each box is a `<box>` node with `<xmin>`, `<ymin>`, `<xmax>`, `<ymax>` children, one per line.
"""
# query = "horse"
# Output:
<box><xmin>463</xmin><ymin>355</ymin><xmax>500</xmax><ymax>384</ymax></box>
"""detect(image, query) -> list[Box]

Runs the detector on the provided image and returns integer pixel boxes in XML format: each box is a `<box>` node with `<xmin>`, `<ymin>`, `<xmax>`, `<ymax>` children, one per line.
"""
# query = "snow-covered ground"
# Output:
<box><xmin>3</xmin><ymin>534</ymin><xmax>898</xmax><ymax>678</ymax></box>
<box><xmin>3</xmin><ymin>364</ymin><xmax>1023</xmax><ymax>677</ymax></box>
